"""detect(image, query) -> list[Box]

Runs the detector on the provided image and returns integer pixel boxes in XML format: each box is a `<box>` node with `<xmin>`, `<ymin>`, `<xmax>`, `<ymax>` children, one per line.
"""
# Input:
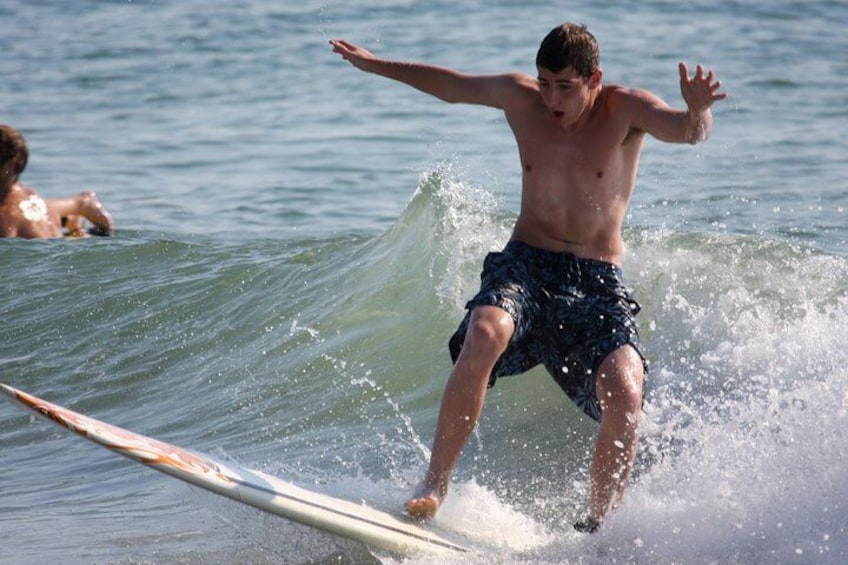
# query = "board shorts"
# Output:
<box><xmin>449</xmin><ymin>240</ymin><xmax>648</xmax><ymax>421</ymax></box>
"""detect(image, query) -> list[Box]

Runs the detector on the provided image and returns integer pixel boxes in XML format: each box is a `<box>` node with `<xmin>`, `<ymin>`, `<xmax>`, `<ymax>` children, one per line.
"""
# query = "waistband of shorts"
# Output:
<box><xmin>504</xmin><ymin>240</ymin><xmax>623</xmax><ymax>279</ymax></box>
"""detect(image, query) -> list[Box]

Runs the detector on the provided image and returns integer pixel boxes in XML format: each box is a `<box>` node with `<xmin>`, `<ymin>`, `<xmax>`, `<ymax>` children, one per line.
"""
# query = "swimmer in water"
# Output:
<box><xmin>0</xmin><ymin>124</ymin><xmax>114</xmax><ymax>239</ymax></box>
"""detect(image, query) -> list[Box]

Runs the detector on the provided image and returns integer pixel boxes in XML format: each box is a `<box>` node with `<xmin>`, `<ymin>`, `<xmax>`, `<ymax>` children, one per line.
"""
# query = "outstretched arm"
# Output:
<box><xmin>329</xmin><ymin>39</ymin><xmax>510</xmax><ymax>109</ymax></box>
<box><xmin>628</xmin><ymin>62</ymin><xmax>728</xmax><ymax>144</ymax></box>
<box><xmin>677</xmin><ymin>62</ymin><xmax>728</xmax><ymax>143</ymax></box>
<box><xmin>47</xmin><ymin>190</ymin><xmax>114</xmax><ymax>236</ymax></box>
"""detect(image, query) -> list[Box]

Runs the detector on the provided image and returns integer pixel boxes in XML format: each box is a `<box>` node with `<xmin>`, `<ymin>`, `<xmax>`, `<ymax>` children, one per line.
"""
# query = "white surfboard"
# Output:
<box><xmin>0</xmin><ymin>383</ymin><xmax>470</xmax><ymax>556</ymax></box>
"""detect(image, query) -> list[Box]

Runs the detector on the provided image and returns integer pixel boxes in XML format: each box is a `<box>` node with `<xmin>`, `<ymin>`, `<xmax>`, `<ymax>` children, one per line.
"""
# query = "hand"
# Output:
<box><xmin>76</xmin><ymin>190</ymin><xmax>114</xmax><ymax>235</ymax></box>
<box><xmin>329</xmin><ymin>39</ymin><xmax>378</xmax><ymax>72</ymax></box>
<box><xmin>678</xmin><ymin>62</ymin><xmax>727</xmax><ymax>113</ymax></box>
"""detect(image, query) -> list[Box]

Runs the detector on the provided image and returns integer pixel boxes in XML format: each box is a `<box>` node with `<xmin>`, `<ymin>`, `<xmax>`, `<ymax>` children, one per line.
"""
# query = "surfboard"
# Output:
<box><xmin>0</xmin><ymin>383</ymin><xmax>470</xmax><ymax>556</ymax></box>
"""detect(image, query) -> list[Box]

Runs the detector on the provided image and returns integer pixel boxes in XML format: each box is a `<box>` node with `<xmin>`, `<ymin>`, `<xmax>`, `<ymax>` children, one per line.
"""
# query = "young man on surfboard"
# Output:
<box><xmin>1</xmin><ymin>124</ymin><xmax>114</xmax><ymax>238</ymax></box>
<box><xmin>331</xmin><ymin>23</ymin><xmax>726</xmax><ymax>531</ymax></box>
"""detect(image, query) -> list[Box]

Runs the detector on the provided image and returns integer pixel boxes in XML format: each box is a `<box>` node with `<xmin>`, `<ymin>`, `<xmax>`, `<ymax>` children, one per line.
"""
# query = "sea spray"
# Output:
<box><xmin>600</xmin><ymin>232</ymin><xmax>848</xmax><ymax>564</ymax></box>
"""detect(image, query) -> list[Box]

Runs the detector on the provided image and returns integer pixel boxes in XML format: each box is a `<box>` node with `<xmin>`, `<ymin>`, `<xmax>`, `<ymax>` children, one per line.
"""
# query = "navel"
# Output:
<box><xmin>596</xmin><ymin>170</ymin><xmax>604</xmax><ymax>179</ymax></box>
<box><xmin>524</xmin><ymin>162</ymin><xmax>532</xmax><ymax>172</ymax></box>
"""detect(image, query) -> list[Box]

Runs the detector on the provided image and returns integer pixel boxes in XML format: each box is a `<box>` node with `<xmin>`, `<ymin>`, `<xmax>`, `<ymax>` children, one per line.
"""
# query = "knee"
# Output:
<box><xmin>464</xmin><ymin>306</ymin><xmax>514</xmax><ymax>356</ymax></box>
<box><xmin>596</xmin><ymin>348</ymin><xmax>644</xmax><ymax>417</ymax></box>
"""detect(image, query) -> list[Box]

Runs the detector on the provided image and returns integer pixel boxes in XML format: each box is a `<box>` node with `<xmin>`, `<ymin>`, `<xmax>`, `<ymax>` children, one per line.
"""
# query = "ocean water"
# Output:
<box><xmin>1</xmin><ymin>1</ymin><xmax>846</xmax><ymax>563</ymax></box>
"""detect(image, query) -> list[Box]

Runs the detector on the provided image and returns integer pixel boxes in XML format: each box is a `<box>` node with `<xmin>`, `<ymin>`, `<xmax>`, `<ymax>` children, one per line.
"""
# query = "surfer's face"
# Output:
<box><xmin>536</xmin><ymin>66</ymin><xmax>600</xmax><ymax>127</ymax></box>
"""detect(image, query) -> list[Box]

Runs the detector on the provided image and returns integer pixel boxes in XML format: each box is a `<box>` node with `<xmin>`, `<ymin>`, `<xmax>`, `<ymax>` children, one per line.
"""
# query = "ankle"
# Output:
<box><xmin>573</xmin><ymin>516</ymin><xmax>602</xmax><ymax>534</ymax></box>
<box><xmin>422</xmin><ymin>472</ymin><xmax>449</xmax><ymax>498</ymax></box>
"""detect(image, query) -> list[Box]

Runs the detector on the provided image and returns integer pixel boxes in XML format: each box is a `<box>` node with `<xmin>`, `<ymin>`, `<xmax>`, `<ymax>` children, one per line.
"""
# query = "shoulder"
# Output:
<box><xmin>1</xmin><ymin>184</ymin><xmax>32</xmax><ymax>208</ymax></box>
<box><xmin>503</xmin><ymin>72</ymin><xmax>539</xmax><ymax>93</ymax></box>
<box><xmin>474</xmin><ymin>72</ymin><xmax>537</xmax><ymax>93</ymax></box>
<box><xmin>603</xmin><ymin>84</ymin><xmax>671</xmax><ymax>113</ymax></box>
<box><xmin>458</xmin><ymin>71</ymin><xmax>537</xmax><ymax>110</ymax></box>
<box><xmin>597</xmin><ymin>84</ymin><xmax>676</xmax><ymax>133</ymax></box>
<box><xmin>601</xmin><ymin>83</ymin><xmax>695</xmax><ymax>143</ymax></box>
<box><xmin>8</xmin><ymin>183</ymin><xmax>39</xmax><ymax>200</ymax></box>
<box><xmin>492</xmin><ymin>72</ymin><xmax>539</xmax><ymax>106</ymax></box>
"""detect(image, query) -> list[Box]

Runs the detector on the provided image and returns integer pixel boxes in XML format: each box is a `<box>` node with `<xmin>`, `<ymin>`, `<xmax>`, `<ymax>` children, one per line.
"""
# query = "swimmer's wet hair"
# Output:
<box><xmin>536</xmin><ymin>23</ymin><xmax>600</xmax><ymax>78</ymax></box>
<box><xmin>0</xmin><ymin>125</ymin><xmax>29</xmax><ymax>180</ymax></box>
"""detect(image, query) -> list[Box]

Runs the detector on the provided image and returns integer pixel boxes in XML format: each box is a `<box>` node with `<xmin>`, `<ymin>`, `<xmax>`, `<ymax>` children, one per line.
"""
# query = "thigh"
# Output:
<box><xmin>449</xmin><ymin>252</ymin><xmax>546</xmax><ymax>386</ymax></box>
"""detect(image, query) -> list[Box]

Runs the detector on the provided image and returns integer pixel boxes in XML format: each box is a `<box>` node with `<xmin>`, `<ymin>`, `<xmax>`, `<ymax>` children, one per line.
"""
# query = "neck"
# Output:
<box><xmin>0</xmin><ymin>177</ymin><xmax>16</xmax><ymax>203</ymax></box>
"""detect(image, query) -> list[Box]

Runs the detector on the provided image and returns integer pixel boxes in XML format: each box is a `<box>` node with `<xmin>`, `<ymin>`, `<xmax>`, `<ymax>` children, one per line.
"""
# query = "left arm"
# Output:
<box><xmin>627</xmin><ymin>62</ymin><xmax>727</xmax><ymax>144</ymax></box>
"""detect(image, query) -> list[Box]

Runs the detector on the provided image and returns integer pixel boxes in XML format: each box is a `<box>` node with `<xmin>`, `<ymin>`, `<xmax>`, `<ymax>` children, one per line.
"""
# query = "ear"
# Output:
<box><xmin>590</xmin><ymin>69</ymin><xmax>603</xmax><ymax>89</ymax></box>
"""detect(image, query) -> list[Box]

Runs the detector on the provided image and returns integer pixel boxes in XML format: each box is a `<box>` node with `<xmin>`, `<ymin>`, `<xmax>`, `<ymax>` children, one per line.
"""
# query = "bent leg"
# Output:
<box><xmin>405</xmin><ymin>305</ymin><xmax>514</xmax><ymax>519</ymax></box>
<box><xmin>588</xmin><ymin>344</ymin><xmax>644</xmax><ymax>524</ymax></box>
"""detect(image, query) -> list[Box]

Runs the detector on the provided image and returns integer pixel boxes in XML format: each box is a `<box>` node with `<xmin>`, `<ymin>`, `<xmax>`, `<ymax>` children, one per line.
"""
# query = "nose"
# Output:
<box><xmin>543</xmin><ymin>84</ymin><xmax>565</xmax><ymax>107</ymax></box>
<box><xmin>547</xmin><ymin>90</ymin><xmax>565</xmax><ymax>112</ymax></box>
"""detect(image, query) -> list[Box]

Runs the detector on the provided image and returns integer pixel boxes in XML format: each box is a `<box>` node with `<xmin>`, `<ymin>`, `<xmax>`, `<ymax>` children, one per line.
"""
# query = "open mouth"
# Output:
<box><xmin>553</xmin><ymin>111</ymin><xmax>565</xmax><ymax>119</ymax></box>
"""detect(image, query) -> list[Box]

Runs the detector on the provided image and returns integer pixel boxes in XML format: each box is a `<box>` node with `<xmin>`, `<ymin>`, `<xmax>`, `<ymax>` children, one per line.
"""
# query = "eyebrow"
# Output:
<box><xmin>537</xmin><ymin>76</ymin><xmax>578</xmax><ymax>84</ymax></box>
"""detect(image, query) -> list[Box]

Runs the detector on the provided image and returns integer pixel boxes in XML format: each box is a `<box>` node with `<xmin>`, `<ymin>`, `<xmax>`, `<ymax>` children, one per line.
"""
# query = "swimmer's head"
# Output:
<box><xmin>536</xmin><ymin>23</ymin><xmax>599</xmax><ymax>79</ymax></box>
<box><xmin>0</xmin><ymin>124</ymin><xmax>29</xmax><ymax>183</ymax></box>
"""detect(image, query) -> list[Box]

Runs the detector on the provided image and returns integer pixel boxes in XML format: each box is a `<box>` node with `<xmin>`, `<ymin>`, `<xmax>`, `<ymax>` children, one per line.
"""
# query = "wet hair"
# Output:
<box><xmin>535</xmin><ymin>23</ymin><xmax>600</xmax><ymax>78</ymax></box>
<box><xmin>0</xmin><ymin>124</ymin><xmax>28</xmax><ymax>181</ymax></box>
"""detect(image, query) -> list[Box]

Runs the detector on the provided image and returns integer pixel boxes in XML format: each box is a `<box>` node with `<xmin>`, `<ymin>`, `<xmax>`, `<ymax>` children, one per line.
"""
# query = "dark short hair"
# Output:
<box><xmin>0</xmin><ymin>124</ymin><xmax>28</xmax><ymax>180</ymax></box>
<box><xmin>536</xmin><ymin>23</ymin><xmax>599</xmax><ymax>78</ymax></box>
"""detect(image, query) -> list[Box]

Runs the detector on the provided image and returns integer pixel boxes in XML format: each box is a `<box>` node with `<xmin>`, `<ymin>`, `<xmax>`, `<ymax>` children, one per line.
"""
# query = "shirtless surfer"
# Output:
<box><xmin>331</xmin><ymin>23</ymin><xmax>726</xmax><ymax>531</ymax></box>
<box><xmin>1</xmin><ymin>124</ymin><xmax>114</xmax><ymax>239</ymax></box>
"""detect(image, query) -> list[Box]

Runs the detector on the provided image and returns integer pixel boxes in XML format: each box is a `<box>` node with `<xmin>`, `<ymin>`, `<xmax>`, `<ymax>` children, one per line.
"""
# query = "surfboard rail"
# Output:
<box><xmin>0</xmin><ymin>383</ymin><xmax>470</xmax><ymax>556</ymax></box>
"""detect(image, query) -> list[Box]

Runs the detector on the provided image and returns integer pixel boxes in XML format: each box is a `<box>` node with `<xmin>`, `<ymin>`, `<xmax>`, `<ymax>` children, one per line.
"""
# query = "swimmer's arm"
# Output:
<box><xmin>330</xmin><ymin>39</ymin><xmax>516</xmax><ymax>109</ymax></box>
<box><xmin>625</xmin><ymin>63</ymin><xmax>727</xmax><ymax>144</ymax></box>
<box><xmin>47</xmin><ymin>191</ymin><xmax>114</xmax><ymax>236</ymax></box>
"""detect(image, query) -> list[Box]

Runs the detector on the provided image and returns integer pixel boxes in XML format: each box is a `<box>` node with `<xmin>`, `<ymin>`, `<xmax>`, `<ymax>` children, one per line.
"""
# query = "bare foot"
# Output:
<box><xmin>404</xmin><ymin>482</ymin><xmax>447</xmax><ymax>521</ymax></box>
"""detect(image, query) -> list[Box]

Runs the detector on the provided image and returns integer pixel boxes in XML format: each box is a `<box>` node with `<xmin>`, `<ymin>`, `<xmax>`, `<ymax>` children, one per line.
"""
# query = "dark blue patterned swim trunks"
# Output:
<box><xmin>449</xmin><ymin>240</ymin><xmax>647</xmax><ymax>421</ymax></box>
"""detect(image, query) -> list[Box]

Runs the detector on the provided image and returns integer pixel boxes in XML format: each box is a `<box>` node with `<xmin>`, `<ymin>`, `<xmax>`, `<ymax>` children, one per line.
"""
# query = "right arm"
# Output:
<box><xmin>330</xmin><ymin>39</ymin><xmax>516</xmax><ymax>109</ymax></box>
<box><xmin>47</xmin><ymin>190</ymin><xmax>114</xmax><ymax>236</ymax></box>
